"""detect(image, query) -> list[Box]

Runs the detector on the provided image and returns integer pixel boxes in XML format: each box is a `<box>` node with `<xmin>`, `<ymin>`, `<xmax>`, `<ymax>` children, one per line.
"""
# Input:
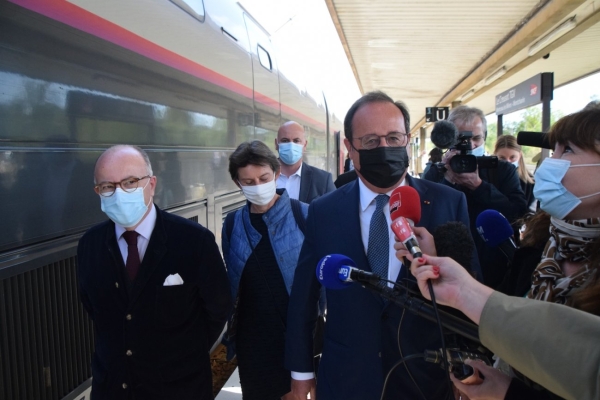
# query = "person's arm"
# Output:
<box><xmin>197</xmin><ymin>230</ymin><xmax>233</xmax><ymax>347</ymax></box>
<box><xmin>285</xmin><ymin>203</ymin><xmax>322</xmax><ymax>399</ymax></box>
<box><xmin>411</xmin><ymin>256</ymin><xmax>600</xmax><ymax>400</ymax></box>
<box><xmin>469</xmin><ymin>162</ymin><xmax>527</xmax><ymax>222</ymax></box>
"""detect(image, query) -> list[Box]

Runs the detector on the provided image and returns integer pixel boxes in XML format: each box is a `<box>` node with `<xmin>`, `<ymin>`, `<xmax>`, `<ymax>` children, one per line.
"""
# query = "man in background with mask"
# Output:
<box><xmin>77</xmin><ymin>145</ymin><xmax>231</xmax><ymax>400</ymax></box>
<box><xmin>275</xmin><ymin>121</ymin><xmax>335</xmax><ymax>203</ymax></box>
<box><xmin>285</xmin><ymin>91</ymin><xmax>476</xmax><ymax>400</ymax></box>
<box><xmin>423</xmin><ymin>105</ymin><xmax>527</xmax><ymax>289</ymax></box>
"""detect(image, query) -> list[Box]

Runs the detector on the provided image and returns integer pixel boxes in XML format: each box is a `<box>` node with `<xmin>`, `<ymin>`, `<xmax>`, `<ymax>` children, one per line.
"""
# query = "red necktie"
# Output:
<box><xmin>123</xmin><ymin>231</ymin><xmax>141</xmax><ymax>281</ymax></box>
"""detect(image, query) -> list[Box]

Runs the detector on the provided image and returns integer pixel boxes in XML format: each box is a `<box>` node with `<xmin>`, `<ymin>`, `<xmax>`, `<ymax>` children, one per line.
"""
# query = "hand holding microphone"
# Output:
<box><xmin>410</xmin><ymin>255</ymin><xmax>493</xmax><ymax>325</ymax></box>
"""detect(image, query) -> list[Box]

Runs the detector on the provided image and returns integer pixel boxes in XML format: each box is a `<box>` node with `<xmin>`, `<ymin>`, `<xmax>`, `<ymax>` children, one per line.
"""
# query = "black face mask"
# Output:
<box><xmin>357</xmin><ymin>146</ymin><xmax>409</xmax><ymax>188</ymax></box>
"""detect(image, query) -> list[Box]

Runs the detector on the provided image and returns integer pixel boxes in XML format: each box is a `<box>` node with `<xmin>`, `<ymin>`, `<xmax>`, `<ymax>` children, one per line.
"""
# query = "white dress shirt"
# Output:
<box><xmin>277</xmin><ymin>163</ymin><xmax>303</xmax><ymax>200</ymax></box>
<box><xmin>115</xmin><ymin>204</ymin><xmax>157</xmax><ymax>265</ymax></box>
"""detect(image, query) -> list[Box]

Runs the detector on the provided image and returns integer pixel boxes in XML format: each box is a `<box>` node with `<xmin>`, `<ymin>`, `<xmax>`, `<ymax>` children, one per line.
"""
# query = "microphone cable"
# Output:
<box><xmin>427</xmin><ymin>279</ymin><xmax>454</xmax><ymax>397</ymax></box>
<box><xmin>379</xmin><ymin>353</ymin><xmax>426</xmax><ymax>400</ymax></box>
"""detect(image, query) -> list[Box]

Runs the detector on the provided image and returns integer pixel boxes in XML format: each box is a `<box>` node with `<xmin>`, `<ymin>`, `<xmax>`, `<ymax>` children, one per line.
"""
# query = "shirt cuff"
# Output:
<box><xmin>291</xmin><ymin>371</ymin><xmax>315</xmax><ymax>380</ymax></box>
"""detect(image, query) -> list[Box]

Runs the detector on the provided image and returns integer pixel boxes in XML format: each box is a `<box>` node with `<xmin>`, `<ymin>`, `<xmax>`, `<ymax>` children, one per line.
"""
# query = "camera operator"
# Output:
<box><xmin>423</xmin><ymin>105</ymin><xmax>527</xmax><ymax>288</ymax></box>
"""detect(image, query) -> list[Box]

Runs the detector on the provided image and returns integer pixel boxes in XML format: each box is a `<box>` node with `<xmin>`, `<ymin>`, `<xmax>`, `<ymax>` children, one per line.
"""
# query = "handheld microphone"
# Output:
<box><xmin>476</xmin><ymin>209</ymin><xmax>517</xmax><ymax>263</ymax></box>
<box><xmin>390</xmin><ymin>186</ymin><xmax>422</xmax><ymax>258</ymax></box>
<box><xmin>316</xmin><ymin>254</ymin><xmax>480</xmax><ymax>342</ymax></box>
<box><xmin>516</xmin><ymin>131</ymin><xmax>552</xmax><ymax>149</ymax></box>
<box><xmin>431</xmin><ymin>120</ymin><xmax>458</xmax><ymax>149</ymax></box>
<box><xmin>316</xmin><ymin>254</ymin><xmax>381</xmax><ymax>289</ymax></box>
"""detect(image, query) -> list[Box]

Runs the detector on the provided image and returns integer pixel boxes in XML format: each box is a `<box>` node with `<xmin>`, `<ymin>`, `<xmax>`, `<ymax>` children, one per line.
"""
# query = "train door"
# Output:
<box><xmin>242</xmin><ymin>14</ymin><xmax>281</xmax><ymax>146</ymax></box>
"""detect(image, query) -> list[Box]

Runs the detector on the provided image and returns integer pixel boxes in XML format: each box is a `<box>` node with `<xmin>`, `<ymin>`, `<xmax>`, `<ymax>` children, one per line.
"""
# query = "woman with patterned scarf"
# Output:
<box><xmin>451</xmin><ymin>107</ymin><xmax>600</xmax><ymax>400</ymax></box>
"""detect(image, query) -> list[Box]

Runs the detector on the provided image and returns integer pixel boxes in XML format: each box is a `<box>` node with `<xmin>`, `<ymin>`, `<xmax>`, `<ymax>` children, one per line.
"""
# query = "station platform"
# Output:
<box><xmin>215</xmin><ymin>368</ymin><xmax>242</xmax><ymax>399</ymax></box>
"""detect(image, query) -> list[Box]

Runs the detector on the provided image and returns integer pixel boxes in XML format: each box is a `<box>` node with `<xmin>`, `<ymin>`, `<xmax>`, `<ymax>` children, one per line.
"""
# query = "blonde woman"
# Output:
<box><xmin>494</xmin><ymin>135</ymin><xmax>535</xmax><ymax>210</ymax></box>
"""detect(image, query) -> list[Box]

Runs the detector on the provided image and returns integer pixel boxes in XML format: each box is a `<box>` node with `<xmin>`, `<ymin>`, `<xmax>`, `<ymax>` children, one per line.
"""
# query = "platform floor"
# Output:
<box><xmin>215</xmin><ymin>368</ymin><xmax>242</xmax><ymax>400</ymax></box>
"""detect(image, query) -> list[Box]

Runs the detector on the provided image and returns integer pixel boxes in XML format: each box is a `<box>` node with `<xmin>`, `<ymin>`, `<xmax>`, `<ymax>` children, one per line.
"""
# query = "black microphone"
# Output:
<box><xmin>517</xmin><ymin>131</ymin><xmax>552</xmax><ymax>149</ymax></box>
<box><xmin>476</xmin><ymin>210</ymin><xmax>517</xmax><ymax>264</ymax></box>
<box><xmin>316</xmin><ymin>255</ymin><xmax>480</xmax><ymax>342</ymax></box>
<box><xmin>433</xmin><ymin>221</ymin><xmax>475</xmax><ymax>273</ymax></box>
<box><xmin>431</xmin><ymin>120</ymin><xmax>458</xmax><ymax>149</ymax></box>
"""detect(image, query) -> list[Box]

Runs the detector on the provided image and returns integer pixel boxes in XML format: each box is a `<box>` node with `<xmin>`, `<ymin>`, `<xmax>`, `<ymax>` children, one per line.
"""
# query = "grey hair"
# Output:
<box><xmin>448</xmin><ymin>105</ymin><xmax>488</xmax><ymax>138</ymax></box>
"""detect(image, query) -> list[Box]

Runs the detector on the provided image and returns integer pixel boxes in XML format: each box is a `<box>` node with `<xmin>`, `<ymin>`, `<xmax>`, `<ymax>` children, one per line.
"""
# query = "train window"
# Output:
<box><xmin>170</xmin><ymin>0</ymin><xmax>205</xmax><ymax>22</ymax></box>
<box><xmin>257</xmin><ymin>45</ymin><xmax>272</xmax><ymax>71</ymax></box>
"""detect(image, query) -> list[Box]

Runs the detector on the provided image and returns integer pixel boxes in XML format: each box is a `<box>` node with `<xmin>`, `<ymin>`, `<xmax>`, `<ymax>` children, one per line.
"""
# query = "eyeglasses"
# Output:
<box><xmin>353</xmin><ymin>132</ymin><xmax>409</xmax><ymax>150</ymax></box>
<box><xmin>95</xmin><ymin>175</ymin><xmax>150</xmax><ymax>197</ymax></box>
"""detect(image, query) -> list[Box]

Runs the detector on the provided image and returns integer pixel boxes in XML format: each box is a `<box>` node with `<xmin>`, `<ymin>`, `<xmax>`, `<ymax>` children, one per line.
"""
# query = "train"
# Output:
<box><xmin>0</xmin><ymin>0</ymin><xmax>343</xmax><ymax>398</ymax></box>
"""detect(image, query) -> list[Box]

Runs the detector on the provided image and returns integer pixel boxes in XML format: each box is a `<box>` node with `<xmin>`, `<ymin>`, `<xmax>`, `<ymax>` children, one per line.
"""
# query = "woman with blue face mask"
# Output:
<box><xmin>494</xmin><ymin>135</ymin><xmax>535</xmax><ymax>212</ymax></box>
<box><xmin>453</xmin><ymin>108</ymin><xmax>600</xmax><ymax>400</ymax></box>
<box><xmin>220</xmin><ymin>140</ymin><xmax>308</xmax><ymax>400</ymax></box>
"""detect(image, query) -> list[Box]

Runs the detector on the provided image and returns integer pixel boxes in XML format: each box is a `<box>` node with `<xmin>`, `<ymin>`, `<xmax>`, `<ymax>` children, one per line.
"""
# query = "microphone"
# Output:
<box><xmin>433</xmin><ymin>221</ymin><xmax>475</xmax><ymax>272</ymax></box>
<box><xmin>476</xmin><ymin>210</ymin><xmax>516</xmax><ymax>263</ymax></box>
<box><xmin>390</xmin><ymin>186</ymin><xmax>422</xmax><ymax>258</ymax></box>
<box><xmin>316</xmin><ymin>254</ymin><xmax>381</xmax><ymax>290</ymax></box>
<box><xmin>431</xmin><ymin>120</ymin><xmax>458</xmax><ymax>149</ymax></box>
<box><xmin>316</xmin><ymin>254</ymin><xmax>480</xmax><ymax>342</ymax></box>
<box><xmin>517</xmin><ymin>131</ymin><xmax>552</xmax><ymax>149</ymax></box>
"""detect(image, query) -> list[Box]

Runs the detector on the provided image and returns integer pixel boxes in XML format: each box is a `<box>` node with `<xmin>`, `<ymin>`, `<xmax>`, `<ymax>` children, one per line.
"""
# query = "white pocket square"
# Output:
<box><xmin>163</xmin><ymin>273</ymin><xmax>184</xmax><ymax>286</ymax></box>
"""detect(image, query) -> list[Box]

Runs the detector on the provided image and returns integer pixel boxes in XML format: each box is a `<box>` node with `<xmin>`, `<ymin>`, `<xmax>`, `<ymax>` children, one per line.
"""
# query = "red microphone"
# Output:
<box><xmin>389</xmin><ymin>186</ymin><xmax>422</xmax><ymax>258</ymax></box>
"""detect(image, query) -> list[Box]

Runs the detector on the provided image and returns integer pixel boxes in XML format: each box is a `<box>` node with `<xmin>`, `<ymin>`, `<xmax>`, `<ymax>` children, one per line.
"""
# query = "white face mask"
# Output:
<box><xmin>511</xmin><ymin>160</ymin><xmax>520</xmax><ymax>168</ymax></box>
<box><xmin>238</xmin><ymin>178</ymin><xmax>277</xmax><ymax>206</ymax></box>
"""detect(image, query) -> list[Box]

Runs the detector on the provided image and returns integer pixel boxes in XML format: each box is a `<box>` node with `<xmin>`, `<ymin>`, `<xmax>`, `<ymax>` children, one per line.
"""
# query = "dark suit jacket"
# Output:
<box><xmin>77</xmin><ymin>205</ymin><xmax>232</xmax><ymax>400</ymax></box>
<box><xmin>424</xmin><ymin>161</ymin><xmax>527</xmax><ymax>288</ymax></box>
<box><xmin>285</xmin><ymin>175</ymin><xmax>474</xmax><ymax>400</ymax></box>
<box><xmin>299</xmin><ymin>162</ymin><xmax>336</xmax><ymax>203</ymax></box>
<box><xmin>334</xmin><ymin>169</ymin><xmax>357</xmax><ymax>188</ymax></box>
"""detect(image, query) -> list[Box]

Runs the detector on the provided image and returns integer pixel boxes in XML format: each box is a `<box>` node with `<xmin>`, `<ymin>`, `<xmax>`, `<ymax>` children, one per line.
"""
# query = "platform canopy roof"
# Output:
<box><xmin>325</xmin><ymin>0</ymin><xmax>600</xmax><ymax>133</ymax></box>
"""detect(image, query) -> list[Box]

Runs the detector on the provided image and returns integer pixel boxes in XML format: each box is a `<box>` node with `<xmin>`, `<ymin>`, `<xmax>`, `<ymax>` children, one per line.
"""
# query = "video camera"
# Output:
<box><xmin>431</xmin><ymin>120</ymin><xmax>498</xmax><ymax>173</ymax></box>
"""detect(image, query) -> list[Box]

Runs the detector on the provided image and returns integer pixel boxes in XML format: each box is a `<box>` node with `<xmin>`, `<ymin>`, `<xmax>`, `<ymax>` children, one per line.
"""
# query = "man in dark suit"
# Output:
<box><xmin>275</xmin><ymin>121</ymin><xmax>335</xmax><ymax>203</ymax></box>
<box><xmin>77</xmin><ymin>145</ymin><xmax>231</xmax><ymax>400</ymax></box>
<box><xmin>285</xmin><ymin>91</ymin><xmax>476</xmax><ymax>400</ymax></box>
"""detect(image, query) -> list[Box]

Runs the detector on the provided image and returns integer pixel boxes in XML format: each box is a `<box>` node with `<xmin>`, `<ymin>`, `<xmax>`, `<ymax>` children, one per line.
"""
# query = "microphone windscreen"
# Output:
<box><xmin>517</xmin><ymin>131</ymin><xmax>552</xmax><ymax>149</ymax></box>
<box><xmin>316</xmin><ymin>254</ymin><xmax>355</xmax><ymax>290</ymax></box>
<box><xmin>433</xmin><ymin>221</ymin><xmax>474</xmax><ymax>271</ymax></box>
<box><xmin>390</xmin><ymin>186</ymin><xmax>421</xmax><ymax>224</ymax></box>
<box><xmin>475</xmin><ymin>210</ymin><xmax>514</xmax><ymax>248</ymax></box>
<box><xmin>431</xmin><ymin>120</ymin><xmax>458</xmax><ymax>149</ymax></box>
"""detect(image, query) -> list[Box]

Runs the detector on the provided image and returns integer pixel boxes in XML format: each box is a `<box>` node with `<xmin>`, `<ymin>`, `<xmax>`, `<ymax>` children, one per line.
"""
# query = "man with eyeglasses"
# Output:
<box><xmin>77</xmin><ymin>145</ymin><xmax>231</xmax><ymax>400</ymax></box>
<box><xmin>285</xmin><ymin>91</ymin><xmax>477</xmax><ymax>400</ymax></box>
<box><xmin>423</xmin><ymin>105</ymin><xmax>527</xmax><ymax>290</ymax></box>
<box><xmin>275</xmin><ymin>121</ymin><xmax>336</xmax><ymax>203</ymax></box>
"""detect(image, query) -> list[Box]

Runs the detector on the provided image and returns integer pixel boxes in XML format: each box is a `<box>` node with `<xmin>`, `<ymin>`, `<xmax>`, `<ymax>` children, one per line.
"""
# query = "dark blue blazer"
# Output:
<box><xmin>77</xmin><ymin>205</ymin><xmax>232</xmax><ymax>400</ymax></box>
<box><xmin>299</xmin><ymin>162</ymin><xmax>336</xmax><ymax>203</ymax></box>
<box><xmin>286</xmin><ymin>175</ymin><xmax>474</xmax><ymax>400</ymax></box>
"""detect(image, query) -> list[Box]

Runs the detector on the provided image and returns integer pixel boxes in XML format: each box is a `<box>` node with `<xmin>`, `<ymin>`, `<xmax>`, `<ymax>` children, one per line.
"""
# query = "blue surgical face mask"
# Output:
<box><xmin>511</xmin><ymin>160</ymin><xmax>520</xmax><ymax>168</ymax></box>
<box><xmin>101</xmin><ymin>183</ymin><xmax>150</xmax><ymax>228</ymax></box>
<box><xmin>278</xmin><ymin>142</ymin><xmax>304</xmax><ymax>165</ymax></box>
<box><xmin>471</xmin><ymin>143</ymin><xmax>485</xmax><ymax>157</ymax></box>
<box><xmin>533</xmin><ymin>158</ymin><xmax>600</xmax><ymax>219</ymax></box>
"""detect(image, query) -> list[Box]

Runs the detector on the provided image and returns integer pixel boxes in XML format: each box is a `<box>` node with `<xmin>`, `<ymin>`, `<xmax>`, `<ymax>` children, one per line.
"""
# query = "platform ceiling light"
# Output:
<box><xmin>485</xmin><ymin>66</ymin><xmax>507</xmax><ymax>85</ymax></box>
<box><xmin>460</xmin><ymin>89</ymin><xmax>475</xmax><ymax>101</ymax></box>
<box><xmin>528</xmin><ymin>16</ymin><xmax>577</xmax><ymax>57</ymax></box>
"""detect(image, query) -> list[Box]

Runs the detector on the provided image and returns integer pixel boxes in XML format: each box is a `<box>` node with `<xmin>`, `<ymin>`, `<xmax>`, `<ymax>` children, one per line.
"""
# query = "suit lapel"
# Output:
<box><xmin>299</xmin><ymin>163</ymin><xmax>311</xmax><ymax>203</ymax></box>
<box><xmin>129</xmin><ymin>208</ymin><xmax>168</xmax><ymax>306</ymax></box>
